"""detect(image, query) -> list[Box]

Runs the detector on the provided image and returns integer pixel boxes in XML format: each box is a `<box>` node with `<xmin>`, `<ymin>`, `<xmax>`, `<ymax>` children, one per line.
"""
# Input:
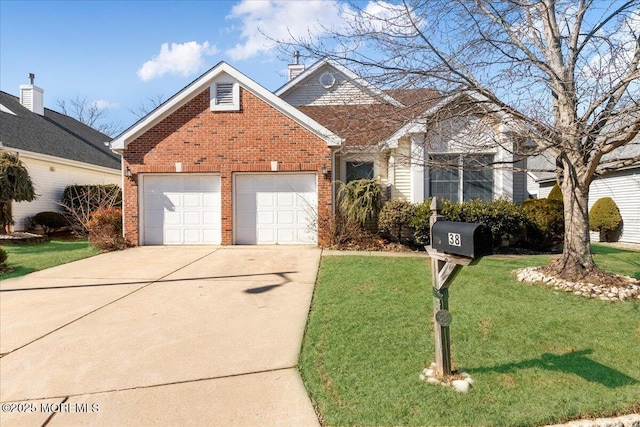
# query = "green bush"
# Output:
<box><xmin>411</xmin><ymin>199</ymin><xmax>433</xmax><ymax>246</ymax></box>
<box><xmin>87</xmin><ymin>207</ymin><xmax>127</xmax><ymax>251</ymax></box>
<box><xmin>378</xmin><ymin>199</ymin><xmax>416</xmax><ymax>243</ymax></box>
<box><xmin>589</xmin><ymin>197</ymin><xmax>622</xmax><ymax>242</ymax></box>
<box><xmin>548</xmin><ymin>183</ymin><xmax>563</xmax><ymax>202</ymax></box>
<box><xmin>412</xmin><ymin>198</ymin><xmax>526</xmax><ymax>247</ymax></box>
<box><xmin>33</xmin><ymin>211</ymin><xmax>69</xmax><ymax>234</ymax></box>
<box><xmin>337</xmin><ymin>179</ymin><xmax>384</xmax><ymax>230</ymax></box>
<box><xmin>442</xmin><ymin>198</ymin><xmax>526</xmax><ymax>246</ymax></box>
<box><xmin>0</xmin><ymin>247</ymin><xmax>7</xmax><ymax>271</ymax></box>
<box><xmin>521</xmin><ymin>198</ymin><xmax>564</xmax><ymax>249</ymax></box>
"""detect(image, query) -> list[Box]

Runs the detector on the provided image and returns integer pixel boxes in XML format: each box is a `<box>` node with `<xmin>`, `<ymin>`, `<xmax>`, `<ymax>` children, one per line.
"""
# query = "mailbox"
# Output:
<box><xmin>431</xmin><ymin>221</ymin><xmax>493</xmax><ymax>258</ymax></box>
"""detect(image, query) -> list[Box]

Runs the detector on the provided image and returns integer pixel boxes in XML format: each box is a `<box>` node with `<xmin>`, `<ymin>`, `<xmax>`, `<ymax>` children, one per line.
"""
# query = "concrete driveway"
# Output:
<box><xmin>0</xmin><ymin>246</ymin><xmax>321</xmax><ymax>426</ymax></box>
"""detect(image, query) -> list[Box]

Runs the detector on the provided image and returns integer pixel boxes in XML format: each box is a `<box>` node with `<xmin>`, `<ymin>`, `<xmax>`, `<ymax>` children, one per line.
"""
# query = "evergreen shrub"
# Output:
<box><xmin>521</xmin><ymin>198</ymin><xmax>564</xmax><ymax>249</ymax></box>
<box><xmin>33</xmin><ymin>211</ymin><xmax>69</xmax><ymax>234</ymax></box>
<box><xmin>589</xmin><ymin>197</ymin><xmax>622</xmax><ymax>242</ymax></box>
<box><xmin>378</xmin><ymin>199</ymin><xmax>416</xmax><ymax>243</ymax></box>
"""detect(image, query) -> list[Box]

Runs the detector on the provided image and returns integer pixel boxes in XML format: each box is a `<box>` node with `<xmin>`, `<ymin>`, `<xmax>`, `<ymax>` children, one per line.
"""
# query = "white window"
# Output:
<box><xmin>210</xmin><ymin>79</ymin><xmax>240</xmax><ymax>111</ymax></box>
<box><xmin>429</xmin><ymin>154</ymin><xmax>494</xmax><ymax>203</ymax></box>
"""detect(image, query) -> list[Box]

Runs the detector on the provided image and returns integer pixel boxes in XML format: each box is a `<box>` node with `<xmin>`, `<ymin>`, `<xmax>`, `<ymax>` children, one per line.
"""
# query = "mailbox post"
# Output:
<box><xmin>426</xmin><ymin>197</ymin><xmax>492</xmax><ymax>378</ymax></box>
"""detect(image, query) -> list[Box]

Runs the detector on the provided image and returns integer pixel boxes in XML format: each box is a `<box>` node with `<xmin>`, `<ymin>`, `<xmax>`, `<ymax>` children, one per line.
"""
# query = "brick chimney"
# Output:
<box><xmin>288</xmin><ymin>51</ymin><xmax>305</xmax><ymax>81</ymax></box>
<box><xmin>20</xmin><ymin>73</ymin><xmax>44</xmax><ymax>115</ymax></box>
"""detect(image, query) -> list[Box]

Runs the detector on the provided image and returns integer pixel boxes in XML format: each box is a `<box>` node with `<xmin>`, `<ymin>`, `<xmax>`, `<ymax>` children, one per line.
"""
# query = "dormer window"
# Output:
<box><xmin>210</xmin><ymin>78</ymin><xmax>240</xmax><ymax>111</ymax></box>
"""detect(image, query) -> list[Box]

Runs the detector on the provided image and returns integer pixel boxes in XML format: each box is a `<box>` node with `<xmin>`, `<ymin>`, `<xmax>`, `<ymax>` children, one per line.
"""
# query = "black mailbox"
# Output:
<box><xmin>431</xmin><ymin>221</ymin><xmax>493</xmax><ymax>258</ymax></box>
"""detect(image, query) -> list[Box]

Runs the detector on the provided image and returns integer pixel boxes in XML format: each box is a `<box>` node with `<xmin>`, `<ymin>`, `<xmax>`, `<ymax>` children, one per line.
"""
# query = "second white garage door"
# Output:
<box><xmin>142</xmin><ymin>174</ymin><xmax>221</xmax><ymax>245</ymax></box>
<box><xmin>235</xmin><ymin>173</ymin><xmax>317</xmax><ymax>244</ymax></box>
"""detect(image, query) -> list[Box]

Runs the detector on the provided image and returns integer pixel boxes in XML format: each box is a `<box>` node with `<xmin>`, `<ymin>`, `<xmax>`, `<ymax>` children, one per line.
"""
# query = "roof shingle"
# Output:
<box><xmin>0</xmin><ymin>91</ymin><xmax>120</xmax><ymax>170</ymax></box>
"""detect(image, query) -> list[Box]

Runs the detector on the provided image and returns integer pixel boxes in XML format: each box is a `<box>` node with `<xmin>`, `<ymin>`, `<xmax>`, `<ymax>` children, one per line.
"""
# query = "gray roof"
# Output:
<box><xmin>0</xmin><ymin>91</ymin><xmax>120</xmax><ymax>170</ymax></box>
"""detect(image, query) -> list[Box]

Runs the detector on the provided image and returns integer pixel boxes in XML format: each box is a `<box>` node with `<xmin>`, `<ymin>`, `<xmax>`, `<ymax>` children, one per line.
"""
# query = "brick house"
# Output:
<box><xmin>110</xmin><ymin>62</ymin><xmax>341</xmax><ymax>246</ymax></box>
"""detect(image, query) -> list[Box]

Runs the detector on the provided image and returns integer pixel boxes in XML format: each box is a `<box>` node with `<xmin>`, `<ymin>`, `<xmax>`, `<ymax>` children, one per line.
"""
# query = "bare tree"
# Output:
<box><xmin>57</xmin><ymin>95</ymin><xmax>121</xmax><ymax>137</ymax></box>
<box><xmin>129</xmin><ymin>94</ymin><xmax>166</xmax><ymax>119</ymax></box>
<box><xmin>284</xmin><ymin>0</ymin><xmax>639</xmax><ymax>280</ymax></box>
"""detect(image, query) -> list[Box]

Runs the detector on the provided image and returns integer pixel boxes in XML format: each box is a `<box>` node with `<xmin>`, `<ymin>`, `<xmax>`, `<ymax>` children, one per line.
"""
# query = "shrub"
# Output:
<box><xmin>589</xmin><ymin>197</ymin><xmax>622</xmax><ymax>242</ymax></box>
<box><xmin>442</xmin><ymin>198</ymin><xmax>526</xmax><ymax>246</ymax></box>
<box><xmin>87</xmin><ymin>207</ymin><xmax>127</xmax><ymax>251</ymax></box>
<box><xmin>411</xmin><ymin>199</ymin><xmax>433</xmax><ymax>246</ymax></box>
<box><xmin>61</xmin><ymin>184</ymin><xmax>122</xmax><ymax>234</ymax></box>
<box><xmin>521</xmin><ymin>198</ymin><xmax>564</xmax><ymax>249</ymax></box>
<box><xmin>548</xmin><ymin>183</ymin><xmax>563</xmax><ymax>202</ymax></box>
<box><xmin>0</xmin><ymin>247</ymin><xmax>7</xmax><ymax>271</ymax></box>
<box><xmin>337</xmin><ymin>179</ymin><xmax>384</xmax><ymax>230</ymax></box>
<box><xmin>33</xmin><ymin>211</ymin><xmax>69</xmax><ymax>234</ymax></box>
<box><xmin>378</xmin><ymin>199</ymin><xmax>416</xmax><ymax>243</ymax></box>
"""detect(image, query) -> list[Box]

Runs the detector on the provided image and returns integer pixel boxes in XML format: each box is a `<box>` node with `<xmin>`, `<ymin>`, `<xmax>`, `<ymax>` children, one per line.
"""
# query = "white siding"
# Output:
<box><xmin>281</xmin><ymin>65</ymin><xmax>379</xmax><ymax>106</ymax></box>
<box><xmin>11</xmin><ymin>156</ymin><xmax>120</xmax><ymax>231</ymax></box>
<box><xmin>392</xmin><ymin>139</ymin><xmax>412</xmax><ymax>200</ymax></box>
<box><xmin>589</xmin><ymin>169</ymin><xmax>640</xmax><ymax>244</ymax></box>
<box><xmin>538</xmin><ymin>168</ymin><xmax>640</xmax><ymax>244</ymax></box>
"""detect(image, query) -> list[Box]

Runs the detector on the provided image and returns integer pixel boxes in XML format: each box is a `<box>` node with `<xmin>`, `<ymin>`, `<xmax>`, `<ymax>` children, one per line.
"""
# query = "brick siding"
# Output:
<box><xmin>122</xmin><ymin>87</ymin><xmax>333</xmax><ymax>246</ymax></box>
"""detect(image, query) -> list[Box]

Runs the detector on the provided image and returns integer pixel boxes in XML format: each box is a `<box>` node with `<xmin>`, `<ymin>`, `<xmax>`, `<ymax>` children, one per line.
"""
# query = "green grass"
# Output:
<box><xmin>0</xmin><ymin>239</ymin><xmax>100</xmax><ymax>280</ymax></box>
<box><xmin>301</xmin><ymin>248</ymin><xmax>640</xmax><ymax>426</ymax></box>
<box><xmin>592</xmin><ymin>243</ymin><xmax>640</xmax><ymax>279</ymax></box>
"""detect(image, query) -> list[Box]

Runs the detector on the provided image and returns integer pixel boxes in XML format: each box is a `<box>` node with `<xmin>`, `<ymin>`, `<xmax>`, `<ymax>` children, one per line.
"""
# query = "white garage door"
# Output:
<box><xmin>142</xmin><ymin>175</ymin><xmax>221</xmax><ymax>245</ymax></box>
<box><xmin>235</xmin><ymin>174</ymin><xmax>317</xmax><ymax>244</ymax></box>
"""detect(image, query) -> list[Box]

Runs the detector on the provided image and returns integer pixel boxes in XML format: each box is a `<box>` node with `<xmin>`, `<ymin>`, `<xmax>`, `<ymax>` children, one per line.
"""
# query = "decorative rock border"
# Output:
<box><xmin>420</xmin><ymin>362</ymin><xmax>475</xmax><ymax>393</ymax></box>
<box><xmin>544</xmin><ymin>413</ymin><xmax>640</xmax><ymax>427</ymax></box>
<box><xmin>515</xmin><ymin>267</ymin><xmax>640</xmax><ymax>302</ymax></box>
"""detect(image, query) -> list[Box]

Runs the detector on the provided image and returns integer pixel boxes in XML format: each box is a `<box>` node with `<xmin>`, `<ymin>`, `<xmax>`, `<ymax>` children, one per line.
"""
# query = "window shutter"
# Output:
<box><xmin>216</xmin><ymin>83</ymin><xmax>234</xmax><ymax>105</ymax></box>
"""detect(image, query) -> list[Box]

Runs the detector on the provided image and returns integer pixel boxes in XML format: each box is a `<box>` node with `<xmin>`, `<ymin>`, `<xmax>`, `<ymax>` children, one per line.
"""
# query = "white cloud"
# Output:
<box><xmin>225</xmin><ymin>0</ymin><xmax>347</xmax><ymax>61</ymax></box>
<box><xmin>344</xmin><ymin>1</ymin><xmax>423</xmax><ymax>35</ymax></box>
<box><xmin>93</xmin><ymin>99</ymin><xmax>118</xmax><ymax>110</ymax></box>
<box><xmin>226</xmin><ymin>0</ymin><xmax>424</xmax><ymax>61</ymax></box>
<box><xmin>138</xmin><ymin>41</ymin><xmax>219</xmax><ymax>81</ymax></box>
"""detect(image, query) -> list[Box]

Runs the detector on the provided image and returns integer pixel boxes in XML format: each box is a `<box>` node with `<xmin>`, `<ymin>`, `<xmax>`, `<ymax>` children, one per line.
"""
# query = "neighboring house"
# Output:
<box><xmin>276</xmin><ymin>58</ymin><xmax>528</xmax><ymax>206</ymax></box>
<box><xmin>110</xmin><ymin>62</ymin><xmax>341</xmax><ymax>246</ymax></box>
<box><xmin>529</xmin><ymin>144</ymin><xmax>640</xmax><ymax>245</ymax></box>
<box><xmin>0</xmin><ymin>78</ymin><xmax>121</xmax><ymax>231</ymax></box>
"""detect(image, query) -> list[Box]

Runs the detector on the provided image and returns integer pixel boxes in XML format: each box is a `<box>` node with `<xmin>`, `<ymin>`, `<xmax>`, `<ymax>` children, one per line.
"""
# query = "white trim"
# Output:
<box><xmin>210</xmin><ymin>76</ymin><xmax>240</xmax><ymax>111</ymax></box>
<box><xmin>410</xmin><ymin>134</ymin><xmax>425</xmax><ymax>203</ymax></box>
<box><xmin>383</xmin><ymin>91</ymin><xmax>515</xmax><ymax>149</ymax></box>
<box><xmin>0</xmin><ymin>103</ymin><xmax>17</xmax><ymax>115</ymax></box>
<box><xmin>138</xmin><ymin>173</ymin><xmax>222</xmax><ymax>246</ymax></box>
<box><xmin>275</xmin><ymin>58</ymin><xmax>403</xmax><ymax>107</ymax></box>
<box><xmin>232</xmin><ymin>171</ymin><xmax>318</xmax><ymax>245</ymax></box>
<box><xmin>3</xmin><ymin>147</ymin><xmax>120</xmax><ymax>175</ymax></box>
<box><xmin>340</xmin><ymin>154</ymin><xmax>379</xmax><ymax>183</ymax></box>
<box><xmin>111</xmin><ymin>62</ymin><xmax>342</xmax><ymax>151</ymax></box>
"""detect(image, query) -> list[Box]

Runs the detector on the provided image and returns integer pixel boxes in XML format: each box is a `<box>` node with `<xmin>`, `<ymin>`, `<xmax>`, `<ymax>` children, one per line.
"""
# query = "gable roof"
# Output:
<box><xmin>0</xmin><ymin>91</ymin><xmax>120</xmax><ymax>170</ymax></box>
<box><xmin>296</xmin><ymin>88</ymin><xmax>441</xmax><ymax>149</ymax></box>
<box><xmin>110</xmin><ymin>61</ymin><xmax>342</xmax><ymax>151</ymax></box>
<box><xmin>275</xmin><ymin>58</ymin><xmax>403</xmax><ymax>107</ymax></box>
<box><xmin>274</xmin><ymin>58</ymin><xmax>442</xmax><ymax>149</ymax></box>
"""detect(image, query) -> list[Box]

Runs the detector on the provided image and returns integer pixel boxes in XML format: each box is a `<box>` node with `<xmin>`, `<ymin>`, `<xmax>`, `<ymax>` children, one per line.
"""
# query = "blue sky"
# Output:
<box><xmin>0</xmin><ymin>0</ymin><xmax>357</xmax><ymax>132</ymax></box>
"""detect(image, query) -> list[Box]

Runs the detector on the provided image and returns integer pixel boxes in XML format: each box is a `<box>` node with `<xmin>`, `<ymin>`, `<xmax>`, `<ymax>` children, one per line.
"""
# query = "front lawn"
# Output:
<box><xmin>0</xmin><ymin>239</ymin><xmax>100</xmax><ymax>280</ymax></box>
<box><xmin>301</xmin><ymin>248</ymin><xmax>640</xmax><ymax>426</ymax></box>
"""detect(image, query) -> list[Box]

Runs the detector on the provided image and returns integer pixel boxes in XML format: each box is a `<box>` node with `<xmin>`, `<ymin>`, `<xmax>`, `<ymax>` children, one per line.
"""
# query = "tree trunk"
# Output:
<box><xmin>551</xmin><ymin>178</ymin><xmax>594</xmax><ymax>278</ymax></box>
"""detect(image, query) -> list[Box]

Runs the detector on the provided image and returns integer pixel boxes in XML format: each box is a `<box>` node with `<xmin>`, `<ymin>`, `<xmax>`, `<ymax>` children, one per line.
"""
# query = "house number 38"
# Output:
<box><xmin>448</xmin><ymin>232</ymin><xmax>461</xmax><ymax>247</ymax></box>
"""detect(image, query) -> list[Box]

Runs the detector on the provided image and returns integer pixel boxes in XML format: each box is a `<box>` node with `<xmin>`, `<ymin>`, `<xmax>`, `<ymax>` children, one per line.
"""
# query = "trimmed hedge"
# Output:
<box><xmin>521</xmin><ymin>198</ymin><xmax>564</xmax><ymax>249</ymax></box>
<box><xmin>589</xmin><ymin>197</ymin><xmax>622</xmax><ymax>242</ymax></box>
<box><xmin>33</xmin><ymin>211</ymin><xmax>69</xmax><ymax>234</ymax></box>
<box><xmin>548</xmin><ymin>183</ymin><xmax>563</xmax><ymax>202</ymax></box>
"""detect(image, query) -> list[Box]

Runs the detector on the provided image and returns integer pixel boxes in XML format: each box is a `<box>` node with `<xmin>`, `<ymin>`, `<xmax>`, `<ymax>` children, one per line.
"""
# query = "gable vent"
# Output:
<box><xmin>216</xmin><ymin>83</ymin><xmax>234</xmax><ymax>105</ymax></box>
